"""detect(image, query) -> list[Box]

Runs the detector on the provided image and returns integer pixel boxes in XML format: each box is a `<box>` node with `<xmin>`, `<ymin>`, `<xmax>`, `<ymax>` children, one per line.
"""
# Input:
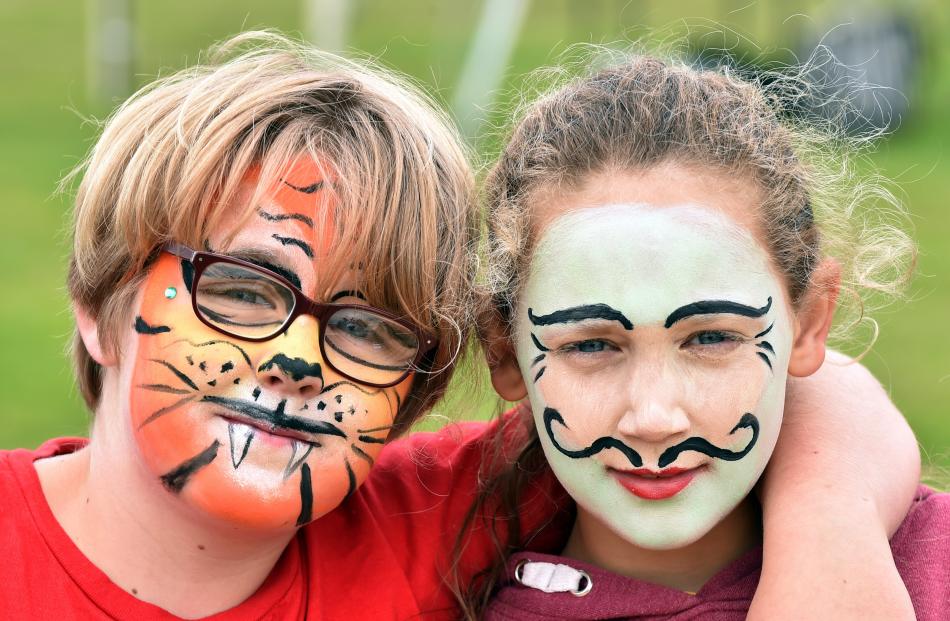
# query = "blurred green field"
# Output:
<box><xmin>1</xmin><ymin>0</ymin><xmax>947</xmax><ymax>469</ymax></box>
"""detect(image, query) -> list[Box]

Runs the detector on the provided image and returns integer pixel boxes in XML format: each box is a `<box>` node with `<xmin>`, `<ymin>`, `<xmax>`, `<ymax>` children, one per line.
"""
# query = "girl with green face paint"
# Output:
<box><xmin>447</xmin><ymin>54</ymin><xmax>945</xmax><ymax>619</ymax></box>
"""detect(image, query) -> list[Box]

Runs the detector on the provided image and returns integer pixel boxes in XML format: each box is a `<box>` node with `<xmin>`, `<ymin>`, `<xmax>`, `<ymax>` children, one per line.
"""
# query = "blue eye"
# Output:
<box><xmin>560</xmin><ymin>339</ymin><xmax>611</xmax><ymax>354</ymax></box>
<box><xmin>695</xmin><ymin>331</ymin><xmax>727</xmax><ymax>345</ymax></box>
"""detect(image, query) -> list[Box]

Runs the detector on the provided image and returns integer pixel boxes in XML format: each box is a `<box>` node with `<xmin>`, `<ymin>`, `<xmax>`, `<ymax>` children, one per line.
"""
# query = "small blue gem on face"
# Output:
<box><xmin>164</xmin><ymin>287</ymin><xmax>177</xmax><ymax>299</ymax></box>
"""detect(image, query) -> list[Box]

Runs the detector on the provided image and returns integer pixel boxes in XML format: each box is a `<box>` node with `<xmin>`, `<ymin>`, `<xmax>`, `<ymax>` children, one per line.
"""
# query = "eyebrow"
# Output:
<box><xmin>258</xmin><ymin>209</ymin><xmax>314</xmax><ymax>229</ymax></box>
<box><xmin>330</xmin><ymin>290</ymin><xmax>367</xmax><ymax>301</ymax></box>
<box><xmin>664</xmin><ymin>296</ymin><xmax>772</xmax><ymax>329</ymax></box>
<box><xmin>228</xmin><ymin>248</ymin><xmax>303</xmax><ymax>290</ymax></box>
<box><xmin>528</xmin><ymin>304</ymin><xmax>634</xmax><ymax>330</ymax></box>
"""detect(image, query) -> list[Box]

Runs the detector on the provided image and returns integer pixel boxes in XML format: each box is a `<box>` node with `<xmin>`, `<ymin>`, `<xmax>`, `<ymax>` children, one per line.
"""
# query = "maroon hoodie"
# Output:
<box><xmin>485</xmin><ymin>486</ymin><xmax>949</xmax><ymax>620</ymax></box>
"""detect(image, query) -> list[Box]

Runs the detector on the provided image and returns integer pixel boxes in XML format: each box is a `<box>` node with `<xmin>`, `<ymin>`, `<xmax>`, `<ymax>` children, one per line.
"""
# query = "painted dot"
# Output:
<box><xmin>164</xmin><ymin>287</ymin><xmax>177</xmax><ymax>299</ymax></box>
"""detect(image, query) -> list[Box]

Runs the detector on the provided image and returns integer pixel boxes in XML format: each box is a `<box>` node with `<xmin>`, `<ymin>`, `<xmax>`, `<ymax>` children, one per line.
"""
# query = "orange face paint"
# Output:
<box><xmin>129</xmin><ymin>159</ymin><xmax>413</xmax><ymax>530</ymax></box>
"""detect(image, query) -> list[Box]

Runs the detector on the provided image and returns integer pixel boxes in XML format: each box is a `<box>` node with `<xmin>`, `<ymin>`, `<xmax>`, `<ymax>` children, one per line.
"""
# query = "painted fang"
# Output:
<box><xmin>126</xmin><ymin>161</ymin><xmax>414</xmax><ymax>530</ymax></box>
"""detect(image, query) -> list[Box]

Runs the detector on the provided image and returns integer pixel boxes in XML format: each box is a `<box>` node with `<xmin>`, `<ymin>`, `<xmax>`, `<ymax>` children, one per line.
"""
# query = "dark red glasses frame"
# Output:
<box><xmin>162</xmin><ymin>242</ymin><xmax>437</xmax><ymax>388</ymax></box>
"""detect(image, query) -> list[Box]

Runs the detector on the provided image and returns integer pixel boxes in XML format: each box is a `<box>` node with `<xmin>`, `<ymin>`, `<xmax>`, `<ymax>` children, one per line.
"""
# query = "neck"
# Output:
<box><xmin>35</xmin><ymin>381</ymin><xmax>294</xmax><ymax>618</ymax></box>
<box><xmin>562</xmin><ymin>497</ymin><xmax>761</xmax><ymax>593</ymax></box>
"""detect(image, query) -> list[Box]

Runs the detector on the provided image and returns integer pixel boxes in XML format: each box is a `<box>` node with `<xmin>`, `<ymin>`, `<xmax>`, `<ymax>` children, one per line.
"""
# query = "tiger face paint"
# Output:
<box><xmin>128</xmin><ymin>159</ymin><xmax>412</xmax><ymax>530</ymax></box>
<box><xmin>514</xmin><ymin>204</ymin><xmax>794</xmax><ymax>550</ymax></box>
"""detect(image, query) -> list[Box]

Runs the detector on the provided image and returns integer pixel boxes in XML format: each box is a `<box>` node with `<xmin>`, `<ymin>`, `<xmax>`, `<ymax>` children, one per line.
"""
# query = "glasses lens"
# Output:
<box><xmin>195</xmin><ymin>261</ymin><xmax>295</xmax><ymax>338</ymax></box>
<box><xmin>324</xmin><ymin>307</ymin><xmax>421</xmax><ymax>385</ymax></box>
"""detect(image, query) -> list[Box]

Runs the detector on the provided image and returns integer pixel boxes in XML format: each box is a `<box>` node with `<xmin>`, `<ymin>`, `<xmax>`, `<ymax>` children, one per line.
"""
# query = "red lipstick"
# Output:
<box><xmin>610</xmin><ymin>466</ymin><xmax>703</xmax><ymax>500</ymax></box>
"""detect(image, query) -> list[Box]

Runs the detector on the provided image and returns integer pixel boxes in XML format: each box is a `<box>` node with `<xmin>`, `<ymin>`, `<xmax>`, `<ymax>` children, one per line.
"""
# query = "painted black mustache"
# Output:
<box><xmin>544</xmin><ymin>407</ymin><xmax>643</xmax><ymax>467</ymax></box>
<box><xmin>202</xmin><ymin>395</ymin><xmax>346</xmax><ymax>438</ymax></box>
<box><xmin>657</xmin><ymin>413</ymin><xmax>759</xmax><ymax>468</ymax></box>
<box><xmin>542</xmin><ymin>407</ymin><xmax>759</xmax><ymax>468</ymax></box>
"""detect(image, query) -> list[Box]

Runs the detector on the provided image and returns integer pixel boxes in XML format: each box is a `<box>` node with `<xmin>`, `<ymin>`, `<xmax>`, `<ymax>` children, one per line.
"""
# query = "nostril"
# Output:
<box><xmin>299</xmin><ymin>385</ymin><xmax>318</xmax><ymax>399</ymax></box>
<box><xmin>265</xmin><ymin>376</ymin><xmax>283</xmax><ymax>388</ymax></box>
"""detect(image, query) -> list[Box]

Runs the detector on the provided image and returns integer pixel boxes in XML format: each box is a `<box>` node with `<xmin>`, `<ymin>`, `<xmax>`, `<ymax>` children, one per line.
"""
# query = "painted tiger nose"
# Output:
<box><xmin>257</xmin><ymin>353</ymin><xmax>325</xmax><ymax>398</ymax></box>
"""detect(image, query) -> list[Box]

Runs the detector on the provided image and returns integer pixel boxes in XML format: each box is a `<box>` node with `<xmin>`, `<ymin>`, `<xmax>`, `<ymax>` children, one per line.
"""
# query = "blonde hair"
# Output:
<box><xmin>66</xmin><ymin>31</ymin><xmax>476</xmax><ymax>432</ymax></box>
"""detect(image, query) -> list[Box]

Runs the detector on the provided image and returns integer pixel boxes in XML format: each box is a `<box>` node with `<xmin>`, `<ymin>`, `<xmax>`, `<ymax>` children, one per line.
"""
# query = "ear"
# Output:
<box><xmin>481</xmin><ymin>309</ymin><xmax>528</xmax><ymax>402</ymax></box>
<box><xmin>74</xmin><ymin>304</ymin><xmax>118</xmax><ymax>368</ymax></box>
<box><xmin>787</xmin><ymin>258</ymin><xmax>840</xmax><ymax>377</ymax></box>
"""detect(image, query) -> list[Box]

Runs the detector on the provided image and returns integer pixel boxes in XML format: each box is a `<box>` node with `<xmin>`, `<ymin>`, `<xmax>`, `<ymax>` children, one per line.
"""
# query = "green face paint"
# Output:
<box><xmin>515</xmin><ymin>204</ymin><xmax>794</xmax><ymax>549</ymax></box>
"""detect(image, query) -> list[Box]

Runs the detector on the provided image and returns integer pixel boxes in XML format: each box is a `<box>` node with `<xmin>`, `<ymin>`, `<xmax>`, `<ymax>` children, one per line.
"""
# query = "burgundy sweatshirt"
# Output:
<box><xmin>485</xmin><ymin>486</ymin><xmax>949</xmax><ymax>620</ymax></box>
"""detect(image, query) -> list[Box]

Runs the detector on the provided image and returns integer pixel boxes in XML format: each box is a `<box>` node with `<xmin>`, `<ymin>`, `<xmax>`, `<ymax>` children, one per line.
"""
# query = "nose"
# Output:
<box><xmin>615</xmin><ymin>360</ymin><xmax>690</xmax><ymax>444</ymax></box>
<box><xmin>255</xmin><ymin>315</ymin><xmax>325</xmax><ymax>399</ymax></box>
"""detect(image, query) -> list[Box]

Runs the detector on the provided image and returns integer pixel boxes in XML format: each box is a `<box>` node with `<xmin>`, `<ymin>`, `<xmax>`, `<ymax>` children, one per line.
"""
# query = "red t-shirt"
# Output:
<box><xmin>0</xmin><ymin>411</ymin><xmax>571</xmax><ymax>619</ymax></box>
<box><xmin>485</xmin><ymin>486</ymin><xmax>950</xmax><ymax>620</ymax></box>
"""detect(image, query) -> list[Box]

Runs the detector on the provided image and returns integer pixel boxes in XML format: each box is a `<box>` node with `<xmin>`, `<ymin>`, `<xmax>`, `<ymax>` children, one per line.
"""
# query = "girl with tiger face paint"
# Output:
<box><xmin>130</xmin><ymin>159</ymin><xmax>415</xmax><ymax>529</ymax></box>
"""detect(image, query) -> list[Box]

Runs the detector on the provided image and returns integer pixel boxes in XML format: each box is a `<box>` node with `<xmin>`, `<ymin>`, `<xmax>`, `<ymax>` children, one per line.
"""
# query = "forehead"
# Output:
<box><xmin>524</xmin><ymin>204</ymin><xmax>781</xmax><ymax>326</ymax></box>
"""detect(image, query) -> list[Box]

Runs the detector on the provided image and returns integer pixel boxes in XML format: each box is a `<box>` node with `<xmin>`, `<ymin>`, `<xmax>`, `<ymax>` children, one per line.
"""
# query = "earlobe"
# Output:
<box><xmin>481</xmin><ymin>310</ymin><xmax>528</xmax><ymax>402</ymax></box>
<box><xmin>74</xmin><ymin>304</ymin><xmax>118</xmax><ymax>367</ymax></box>
<box><xmin>787</xmin><ymin>259</ymin><xmax>841</xmax><ymax>377</ymax></box>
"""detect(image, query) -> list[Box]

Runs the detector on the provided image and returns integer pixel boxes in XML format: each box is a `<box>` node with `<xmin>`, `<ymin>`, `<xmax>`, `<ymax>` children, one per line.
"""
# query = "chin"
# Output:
<box><xmin>604</xmin><ymin>509</ymin><xmax>723</xmax><ymax>551</ymax></box>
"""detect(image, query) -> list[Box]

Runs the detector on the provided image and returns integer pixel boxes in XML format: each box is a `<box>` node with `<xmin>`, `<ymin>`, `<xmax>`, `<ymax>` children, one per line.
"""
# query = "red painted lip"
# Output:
<box><xmin>609</xmin><ymin>466</ymin><xmax>704</xmax><ymax>500</ymax></box>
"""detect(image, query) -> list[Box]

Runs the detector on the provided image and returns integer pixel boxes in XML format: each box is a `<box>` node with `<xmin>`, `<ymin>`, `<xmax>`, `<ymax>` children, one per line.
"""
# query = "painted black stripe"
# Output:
<box><xmin>665</xmin><ymin>297</ymin><xmax>773</xmax><ymax>329</ymax></box>
<box><xmin>283</xmin><ymin>180</ymin><xmax>324</xmax><ymax>195</ymax></box>
<box><xmin>757</xmin><ymin>351</ymin><xmax>773</xmax><ymax>370</ymax></box>
<box><xmin>529</xmin><ymin>305</ymin><xmax>633</xmax><ymax>330</ymax></box>
<box><xmin>296</xmin><ymin>463</ymin><xmax>313</xmax><ymax>526</ymax></box>
<box><xmin>259</xmin><ymin>208</ymin><xmax>315</xmax><ymax>228</ymax></box>
<box><xmin>757</xmin><ymin>341</ymin><xmax>775</xmax><ymax>354</ymax></box>
<box><xmin>530</xmin><ymin>333</ymin><xmax>549</xmax><ymax>352</ymax></box>
<box><xmin>137</xmin><ymin>383</ymin><xmax>191</xmax><ymax>395</ymax></box>
<box><xmin>160</xmin><ymin>440</ymin><xmax>220</xmax><ymax>493</ymax></box>
<box><xmin>754</xmin><ymin>323</ymin><xmax>774</xmax><ymax>339</ymax></box>
<box><xmin>533</xmin><ymin>367</ymin><xmax>546</xmax><ymax>383</ymax></box>
<box><xmin>135</xmin><ymin>316</ymin><xmax>171</xmax><ymax>335</ymax></box>
<box><xmin>149</xmin><ymin>359</ymin><xmax>199</xmax><ymax>391</ymax></box>
<box><xmin>271</xmin><ymin>234</ymin><xmax>314</xmax><ymax>259</ymax></box>
<box><xmin>531</xmin><ymin>353</ymin><xmax>545</xmax><ymax>367</ymax></box>
<box><xmin>358</xmin><ymin>434</ymin><xmax>386</xmax><ymax>445</ymax></box>
<box><xmin>138</xmin><ymin>395</ymin><xmax>197</xmax><ymax>428</ymax></box>
<box><xmin>320</xmin><ymin>380</ymin><xmax>381</xmax><ymax>396</ymax></box>
<box><xmin>343</xmin><ymin>459</ymin><xmax>357</xmax><ymax>500</ymax></box>
<box><xmin>350</xmin><ymin>444</ymin><xmax>374</xmax><ymax>466</ymax></box>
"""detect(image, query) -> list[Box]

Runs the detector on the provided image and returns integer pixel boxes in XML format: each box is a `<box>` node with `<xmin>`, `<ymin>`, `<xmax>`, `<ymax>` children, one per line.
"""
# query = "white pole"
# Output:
<box><xmin>87</xmin><ymin>0</ymin><xmax>134</xmax><ymax>104</ymax></box>
<box><xmin>452</xmin><ymin>0</ymin><xmax>532</xmax><ymax>138</ymax></box>
<box><xmin>304</xmin><ymin>0</ymin><xmax>353</xmax><ymax>53</ymax></box>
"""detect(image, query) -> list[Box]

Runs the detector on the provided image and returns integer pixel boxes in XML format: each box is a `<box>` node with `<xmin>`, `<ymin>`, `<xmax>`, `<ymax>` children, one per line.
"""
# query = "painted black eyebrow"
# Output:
<box><xmin>330</xmin><ymin>290</ymin><xmax>367</xmax><ymax>301</ymax></box>
<box><xmin>258</xmin><ymin>209</ymin><xmax>314</xmax><ymax>229</ymax></box>
<box><xmin>271</xmin><ymin>234</ymin><xmax>314</xmax><ymax>259</ymax></box>
<box><xmin>528</xmin><ymin>304</ymin><xmax>633</xmax><ymax>330</ymax></box>
<box><xmin>227</xmin><ymin>250</ymin><xmax>303</xmax><ymax>290</ymax></box>
<box><xmin>664</xmin><ymin>296</ymin><xmax>772</xmax><ymax>329</ymax></box>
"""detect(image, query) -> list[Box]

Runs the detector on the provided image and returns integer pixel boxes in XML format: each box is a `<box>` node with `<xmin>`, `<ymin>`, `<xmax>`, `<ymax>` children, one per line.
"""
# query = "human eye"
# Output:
<box><xmin>682</xmin><ymin>330</ymin><xmax>745</xmax><ymax>353</ymax></box>
<box><xmin>330</xmin><ymin>315</ymin><xmax>372</xmax><ymax>339</ymax></box>
<box><xmin>560</xmin><ymin>339</ymin><xmax>615</xmax><ymax>355</ymax></box>
<box><xmin>201</xmin><ymin>283</ymin><xmax>277</xmax><ymax>309</ymax></box>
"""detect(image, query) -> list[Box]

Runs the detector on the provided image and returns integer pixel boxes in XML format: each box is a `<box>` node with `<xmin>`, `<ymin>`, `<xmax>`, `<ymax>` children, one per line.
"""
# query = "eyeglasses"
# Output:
<box><xmin>163</xmin><ymin>242</ymin><xmax>437</xmax><ymax>388</ymax></box>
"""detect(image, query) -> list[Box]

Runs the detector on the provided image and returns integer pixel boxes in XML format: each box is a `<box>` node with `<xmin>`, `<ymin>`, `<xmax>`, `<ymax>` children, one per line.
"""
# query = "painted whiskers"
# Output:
<box><xmin>134</xmin><ymin>317</ymin><xmax>396</xmax><ymax>525</ymax></box>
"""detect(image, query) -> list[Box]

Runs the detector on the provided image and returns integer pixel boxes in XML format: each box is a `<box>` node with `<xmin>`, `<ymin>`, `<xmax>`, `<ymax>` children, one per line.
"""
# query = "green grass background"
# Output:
<box><xmin>1</xmin><ymin>0</ymin><xmax>947</xmax><ymax>469</ymax></box>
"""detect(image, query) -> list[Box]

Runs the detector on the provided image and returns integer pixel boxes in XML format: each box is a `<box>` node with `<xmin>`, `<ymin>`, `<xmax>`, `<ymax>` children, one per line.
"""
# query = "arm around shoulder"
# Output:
<box><xmin>750</xmin><ymin>349</ymin><xmax>919</xmax><ymax>621</ymax></box>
